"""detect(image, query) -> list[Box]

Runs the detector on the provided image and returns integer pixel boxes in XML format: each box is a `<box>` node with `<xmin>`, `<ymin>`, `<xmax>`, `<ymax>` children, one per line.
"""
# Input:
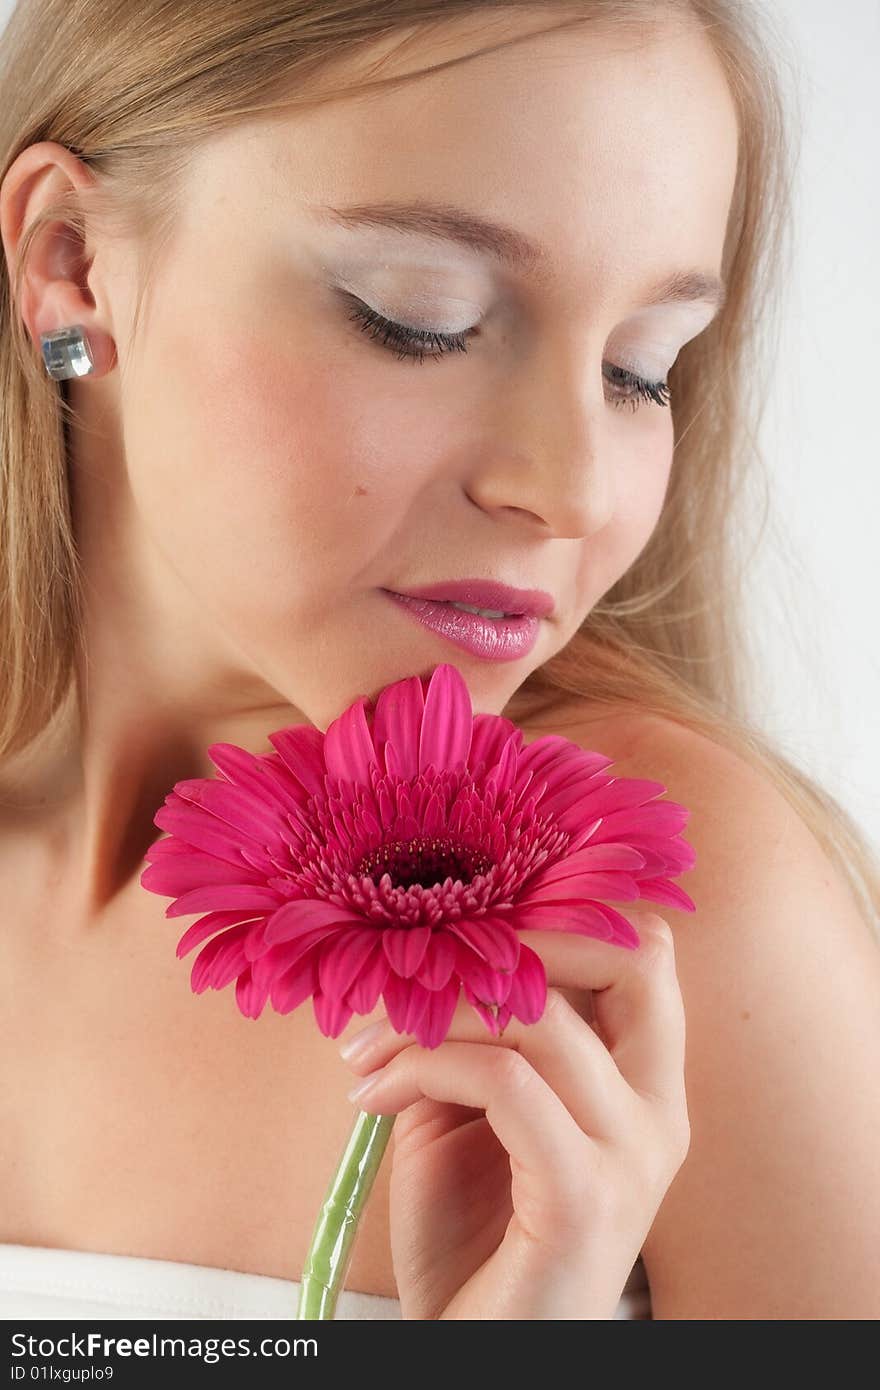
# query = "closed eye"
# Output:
<box><xmin>342</xmin><ymin>295</ymin><xmax>672</xmax><ymax>411</ymax></box>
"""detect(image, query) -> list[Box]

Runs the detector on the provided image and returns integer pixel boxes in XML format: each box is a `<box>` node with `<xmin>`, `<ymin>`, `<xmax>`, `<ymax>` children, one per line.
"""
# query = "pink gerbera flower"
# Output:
<box><xmin>140</xmin><ymin>663</ymin><xmax>695</xmax><ymax>1049</ymax></box>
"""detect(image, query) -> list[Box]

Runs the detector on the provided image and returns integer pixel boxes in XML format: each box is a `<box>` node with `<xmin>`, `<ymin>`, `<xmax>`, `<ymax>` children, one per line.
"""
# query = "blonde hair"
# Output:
<box><xmin>1</xmin><ymin>0</ymin><xmax>877</xmax><ymax>939</ymax></box>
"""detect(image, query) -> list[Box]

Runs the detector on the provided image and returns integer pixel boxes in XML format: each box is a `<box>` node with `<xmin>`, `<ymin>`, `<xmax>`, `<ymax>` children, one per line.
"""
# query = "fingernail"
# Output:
<box><xmin>346</xmin><ymin>1068</ymin><xmax>386</xmax><ymax>1103</ymax></box>
<box><xmin>338</xmin><ymin>1019</ymin><xmax>385</xmax><ymax>1062</ymax></box>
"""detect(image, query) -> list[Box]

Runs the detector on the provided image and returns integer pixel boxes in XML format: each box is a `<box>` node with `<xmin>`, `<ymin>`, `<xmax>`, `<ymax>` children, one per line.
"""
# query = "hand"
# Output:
<box><xmin>337</xmin><ymin>910</ymin><xmax>690</xmax><ymax>1319</ymax></box>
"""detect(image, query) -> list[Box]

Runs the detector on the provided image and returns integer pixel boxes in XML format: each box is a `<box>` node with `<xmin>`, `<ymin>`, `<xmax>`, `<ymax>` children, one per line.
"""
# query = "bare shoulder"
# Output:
<box><xmin>528</xmin><ymin>697</ymin><xmax>880</xmax><ymax>1317</ymax></box>
<box><xmin>517</xmin><ymin>693</ymin><xmax>720</xmax><ymax>782</ymax></box>
<box><xmin>518</xmin><ymin>695</ymin><xmax>765</xmax><ymax>837</ymax></box>
<box><xmin>532</xmin><ymin>696</ymin><xmax>878</xmax><ymax>960</ymax></box>
<box><xmin>535</xmin><ymin>698</ymin><xmax>870</xmax><ymax>911</ymax></box>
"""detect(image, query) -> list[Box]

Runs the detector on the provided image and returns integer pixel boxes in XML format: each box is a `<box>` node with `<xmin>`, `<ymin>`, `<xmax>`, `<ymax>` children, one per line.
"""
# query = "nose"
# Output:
<box><xmin>464</xmin><ymin>331</ymin><xmax>616</xmax><ymax>539</ymax></box>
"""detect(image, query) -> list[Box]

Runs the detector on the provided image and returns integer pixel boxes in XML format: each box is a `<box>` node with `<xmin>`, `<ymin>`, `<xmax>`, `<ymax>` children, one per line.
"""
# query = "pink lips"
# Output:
<box><xmin>382</xmin><ymin>590</ymin><xmax>543</xmax><ymax>662</ymax></box>
<box><xmin>391</xmin><ymin>578</ymin><xmax>554</xmax><ymax>619</ymax></box>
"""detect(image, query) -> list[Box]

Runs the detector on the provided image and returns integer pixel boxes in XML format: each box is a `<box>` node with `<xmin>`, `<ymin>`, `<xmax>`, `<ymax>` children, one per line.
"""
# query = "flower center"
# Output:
<box><xmin>355</xmin><ymin>835</ymin><xmax>493</xmax><ymax>891</ymax></box>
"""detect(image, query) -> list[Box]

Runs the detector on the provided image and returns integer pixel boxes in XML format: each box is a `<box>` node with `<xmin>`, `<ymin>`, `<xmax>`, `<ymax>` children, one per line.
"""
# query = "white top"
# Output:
<box><xmin>0</xmin><ymin>1243</ymin><xmax>651</xmax><ymax>1320</ymax></box>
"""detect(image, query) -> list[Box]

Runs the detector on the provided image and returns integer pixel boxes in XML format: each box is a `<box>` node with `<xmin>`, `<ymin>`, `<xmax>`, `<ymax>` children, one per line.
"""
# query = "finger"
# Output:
<box><xmin>587</xmin><ymin>915</ymin><xmax>687</xmax><ymax>1106</ymax></box>
<box><xmin>340</xmin><ymin>984</ymin><xmax>632</xmax><ymax>1141</ymax></box>
<box><xmin>338</xmin><ymin>907</ymin><xmax>683</xmax><ymax>1119</ymax></box>
<box><xmin>514</xmin><ymin>911</ymin><xmax>688</xmax><ymax>1102</ymax></box>
<box><xmin>347</xmin><ymin>1039</ymin><xmax>597</xmax><ymax>1194</ymax></box>
<box><xmin>335</xmin><ymin>905</ymin><xmax>663</xmax><ymax>1070</ymax></box>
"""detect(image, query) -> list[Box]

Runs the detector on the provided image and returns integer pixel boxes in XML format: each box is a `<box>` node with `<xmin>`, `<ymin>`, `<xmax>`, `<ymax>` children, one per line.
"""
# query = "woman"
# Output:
<box><xmin>0</xmin><ymin>0</ymin><xmax>878</xmax><ymax>1320</ymax></box>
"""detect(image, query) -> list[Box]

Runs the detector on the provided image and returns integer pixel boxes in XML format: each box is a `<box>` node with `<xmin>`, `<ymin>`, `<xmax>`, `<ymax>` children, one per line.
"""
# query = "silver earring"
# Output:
<box><xmin>40</xmin><ymin>324</ymin><xmax>95</xmax><ymax>380</ymax></box>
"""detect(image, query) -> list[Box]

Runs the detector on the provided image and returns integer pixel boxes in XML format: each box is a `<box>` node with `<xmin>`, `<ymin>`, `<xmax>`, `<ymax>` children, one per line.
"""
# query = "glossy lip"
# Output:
<box><xmin>386</xmin><ymin>578</ymin><xmax>555</xmax><ymax>618</ymax></box>
<box><xmin>381</xmin><ymin>589</ymin><xmax>542</xmax><ymax>663</ymax></box>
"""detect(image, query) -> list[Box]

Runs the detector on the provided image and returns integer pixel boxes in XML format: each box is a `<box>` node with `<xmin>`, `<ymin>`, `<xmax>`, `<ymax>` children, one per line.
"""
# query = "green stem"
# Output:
<box><xmin>296</xmin><ymin>1109</ymin><xmax>396</xmax><ymax>1319</ymax></box>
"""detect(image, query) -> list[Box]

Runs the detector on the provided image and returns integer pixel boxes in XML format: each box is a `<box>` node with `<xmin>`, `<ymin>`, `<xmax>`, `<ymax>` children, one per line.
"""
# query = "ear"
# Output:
<box><xmin>0</xmin><ymin>139</ymin><xmax>116</xmax><ymax>376</ymax></box>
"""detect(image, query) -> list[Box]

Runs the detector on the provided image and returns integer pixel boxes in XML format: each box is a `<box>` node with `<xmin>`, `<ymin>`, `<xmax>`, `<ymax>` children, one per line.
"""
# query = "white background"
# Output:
<box><xmin>1</xmin><ymin>0</ymin><xmax>877</xmax><ymax>847</ymax></box>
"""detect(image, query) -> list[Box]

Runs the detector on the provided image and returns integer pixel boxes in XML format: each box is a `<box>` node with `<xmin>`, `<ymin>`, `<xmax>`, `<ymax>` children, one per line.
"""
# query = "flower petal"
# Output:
<box><xmin>583</xmin><ymin>777</ymin><xmax>669</xmax><ymax>813</ymax></box>
<box><xmin>235</xmin><ymin>964</ymin><xmax>271</xmax><ymax>1019</ymax></box>
<box><xmin>589</xmin><ymin>801</ymin><xmax>691</xmax><ymax>841</ymax></box>
<box><xmin>318</xmin><ymin>928</ymin><xmax>382</xmax><ymax>999</ymax></box>
<box><xmin>537</xmin><ymin>772</ymin><xmax>617</xmax><ymax>827</ymax></box>
<box><xmin>414</xmin><ymin>979</ymin><xmax>461</xmax><ymax>1049</ymax></box>
<box><xmin>625</xmin><ymin>830</ymin><xmax>696</xmax><ymax>877</ymax></box>
<box><xmin>504</xmin><ymin>942</ymin><xmax>548</xmax><ymax>1025</ymax></box>
<box><xmin>468</xmin><ymin>712</ymin><xmax>520</xmax><ymax>779</ymax></box>
<box><xmin>372</xmin><ymin>675</ymin><xmax>425</xmax><ymax>781</ymax></box>
<box><xmin>512</xmin><ymin>897</ymin><xmax>641</xmax><ymax>948</ymax></box>
<box><xmin>207</xmin><ymin>741</ymin><xmax>307</xmax><ymax>816</ymax></box>
<box><xmin>346</xmin><ymin>939</ymin><xmax>390</xmax><ymax>1014</ymax></box>
<box><xmin>455</xmin><ymin>942</ymin><xmax>513</xmax><ymax>1005</ymax></box>
<box><xmin>382</xmin><ymin>925</ymin><xmax>432</xmax><ymax>978</ymax></box>
<box><xmin>620</xmin><ymin>843</ymin><xmax>671</xmax><ymax>877</ymax></box>
<box><xmin>271</xmin><ymin>954</ymin><xmax>319</xmax><ymax>1013</ymax></box>
<box><xmin>521</xmin><ymin>871</ymin><xmax>642</xmax><ymax>904</ymax></box>
<box><xmin>149</xmin><ymin>806</ymin><xmax>263</xmax><ymax>869</ymax></box>
<box><xmin>661</xmin><ymin>836</ymin><xmax>698</xmax><ymax>873</ymax></box>
<box><xmin>169</xmin><ymin>778</ymin><xmax>287</xmax><ymax>848</ymax></box>
<box><xmin>323</xmin><ymin>695</ymin><xmax>381</xmax><ymax>788</ymax></box>
<box><xmin>202</xmin><ymin>744</ymin><xmax>311</xmax><ymax>827</ymax></box>
<box><xmin>312</xmin><ymin>990</ymin><xmax>354</xmax><ymax>1039</ymax></box>
<box><xmin>462</xmin><ymin>984</ymin><xmax>503</xmax><ymax>1038</ymax></box>
<box><xmin>266</xmin><ymin>723</ymin><xmax>328</xmax><ymax>799</ymax></box>
<box><xmin>515</xmin><ymin>735</ymin><xmax>613</xmax><ymax>802</ymax></box>
<box><xmin>445</xmin><ymin>914</ymin><xmax>521</xmax><ymax>971</ymax></box>
<box><xmin>243</xmin><ymin>918</ymin><xmax>273</xmax><ymax>961</ymax></box>
<box><xmin>141</xmin><ymin>842</ymin><xmax>264</xmax><ymax>895</ymax></box>
<box><xmin>264</xmin><ymin>898</ymin><xmax>364</xmax><ymax>944</ymax></box>
<box><xmin>259</xmin><ymin>923</ymin><xmax>346</xmax><ymax>975</ymax></box>
<box><xmin>523</xmin><ymin>842</ymin><xmax>647</xmax><ymax>894</ymax></box>
<box><xmin>175</xmin><ymin>909</ymin><xmax>264</xmax><ymax>959</ymax></box>
<box><xmin>190</xmin><ymin>923</ymin><xmax>250</xmax><ymax>992</ymax></box>
<box><xmin>166</xmin><ymin>884</ymin><xmax>285</xmax><ymax>919</ymax></box>
<box><xmin>382</xmin><ymin>972</ymin><xmax>430</xmax><ymax>1035</ymax></box>
<box><xmin>419</xmin><ymin>663</ymin><xmax>473</xmax><ymax>773</ymax></box>
<box><xmin>415</xmin><ymin>930</ymin><xmax>459</xmax><ymax>990</ymax></box>
<box><xmin>636</xmin><ymin>876</ymin><xmax>697</xmax><ymax>913</ymax></box>
<box><xmin>482</xmin><ymin>729</ymin><xmax>523</xmax><ymax>796</ymax></box>
<box><xmin>251</xmin><ymin>941</ymin><xmax>307</xmax><ymax>990</ymax></box>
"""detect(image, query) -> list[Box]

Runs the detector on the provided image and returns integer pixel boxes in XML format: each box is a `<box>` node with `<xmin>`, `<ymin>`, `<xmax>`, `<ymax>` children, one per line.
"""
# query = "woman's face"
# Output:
<box><xmin>90</xmin><ymin>9</ymin><xmax>738</xmax><ymax>731</ymax></box>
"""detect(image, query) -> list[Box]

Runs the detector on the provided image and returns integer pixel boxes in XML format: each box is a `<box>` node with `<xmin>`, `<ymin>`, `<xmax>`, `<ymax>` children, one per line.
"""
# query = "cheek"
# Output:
<box><xmin>573</xmin><ymin>418</ymin><xmax>673</xmax><ymax>602</ymax></box>
<box><xmin>615</xmin><ymin>421</ymin><xmax>674</xmax><ymax>535</ymax></box>
<box><xmin>124</xmin><ymin>322</ymin><xmax>405</xmax><ymax>623</ymax></box>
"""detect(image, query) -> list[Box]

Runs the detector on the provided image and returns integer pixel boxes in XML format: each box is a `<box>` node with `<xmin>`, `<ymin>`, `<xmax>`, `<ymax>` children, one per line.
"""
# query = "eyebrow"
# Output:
<box><xmin>311</xmin><ymin>199</ymin><xmax>727</xmax><ymax>310</ymax></box>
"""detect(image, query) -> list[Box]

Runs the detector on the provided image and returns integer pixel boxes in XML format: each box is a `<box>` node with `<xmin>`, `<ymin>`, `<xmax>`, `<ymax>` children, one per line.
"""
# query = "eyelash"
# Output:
<box><xmin>344</xmin><ymin>297</ymin><xmax>672</xmax><ymax>412</ymax></box>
